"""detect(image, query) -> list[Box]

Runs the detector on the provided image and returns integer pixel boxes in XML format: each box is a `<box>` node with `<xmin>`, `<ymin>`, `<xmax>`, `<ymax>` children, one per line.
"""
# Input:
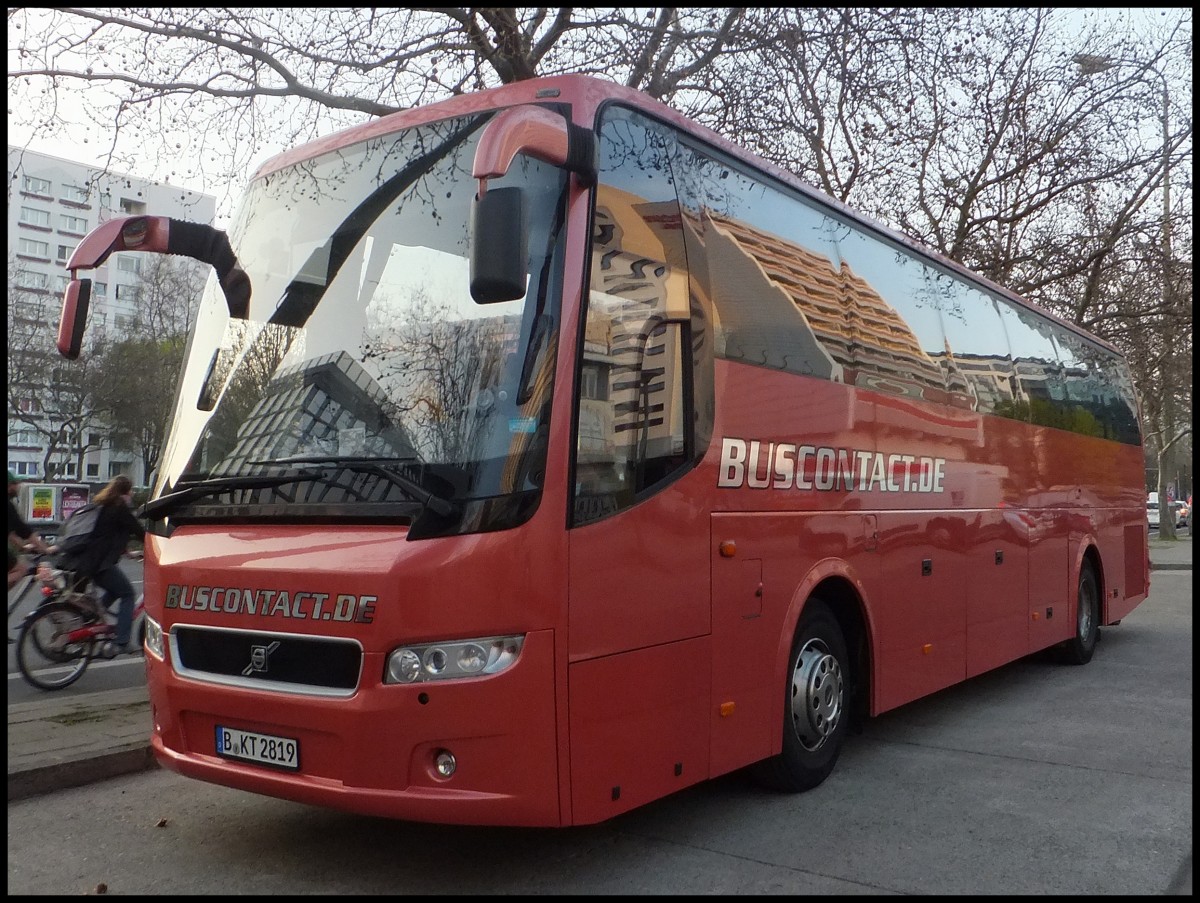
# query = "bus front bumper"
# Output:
<box><xmin>146</xmin><ymin>628</ymin><xmax>563</xmax><ymax>826</ymax></box>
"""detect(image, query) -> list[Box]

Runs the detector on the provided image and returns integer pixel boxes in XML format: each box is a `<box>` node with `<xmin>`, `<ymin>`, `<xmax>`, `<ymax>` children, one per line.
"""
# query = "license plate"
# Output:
<box><xmin>216</xmin><ymin>725</ymin><xmax>300</xmax><ymax>771</ymax></box>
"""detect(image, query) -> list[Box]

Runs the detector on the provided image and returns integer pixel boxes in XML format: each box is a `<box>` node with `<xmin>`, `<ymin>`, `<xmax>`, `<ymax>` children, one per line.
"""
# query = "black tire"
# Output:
<box><xmin>1057</xmin><ymin>562</ymin><xmax>1100</xmax><ymax>665</ymax></box>
<box><xmin>16</xmin><ymin>601</ymin><xmax>95</xmax><ymax>691</ymax></box>
<box><xmin>752</xmin><ymin>597</ymin><xmax>850</xmax><ymax>792</ymax></box>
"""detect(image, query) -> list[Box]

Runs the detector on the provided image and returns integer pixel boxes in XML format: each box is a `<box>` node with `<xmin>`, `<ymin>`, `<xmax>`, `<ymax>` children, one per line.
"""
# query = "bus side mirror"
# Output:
<box><xmin>57</xmin><ymin>278</ymin><xmax>92</xmax><ymax>360</ymax></box>
<box><xmin>56</xmin><ymin>215</ymin><xmax>251</xmax><ymax>359</ymax></box>
<box><xmin>470</xmin><ymin>187</ymin><xmax>528</xmax><ymax>303</ymax></box>
<box><xmin>468</xmin><ymin>104</ymin><xmax>596</xmax><ymax>304</ymax></box>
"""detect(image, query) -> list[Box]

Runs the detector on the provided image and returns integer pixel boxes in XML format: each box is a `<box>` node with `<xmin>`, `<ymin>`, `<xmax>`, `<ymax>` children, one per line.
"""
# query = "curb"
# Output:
<box><xmin>7</xmin><ymin>685</ymin><xmax>155</xmax><ymax>803</ymax></box>
<box><xmin>8</xmin><ymin>745</ymin><xmax>158</xmax><ymax>802</ymax></box>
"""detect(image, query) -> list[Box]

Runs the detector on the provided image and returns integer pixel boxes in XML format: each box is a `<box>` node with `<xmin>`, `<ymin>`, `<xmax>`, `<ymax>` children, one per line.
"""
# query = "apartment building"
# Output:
<box><xmin>7</xmin><ymin>144</ymin><xmax>217</xmax><ymax>487</ymax></box>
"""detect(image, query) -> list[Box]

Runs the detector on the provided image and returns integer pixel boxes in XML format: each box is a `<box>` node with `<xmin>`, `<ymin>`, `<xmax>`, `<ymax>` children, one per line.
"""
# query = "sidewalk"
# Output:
<box><xmin>7</xmin><ymin>685</ymin><xmax>155</xmax><ymax>801</ymax></box>
<box><xmin>7</xmin><ymin>534</ymin><xmax>1192</xmax><ymax>802</ymax></box>
<box><xmin>1148</xmin><ymin>530</ymin><xmax>1194</xmax><ymax>570</ymax></box>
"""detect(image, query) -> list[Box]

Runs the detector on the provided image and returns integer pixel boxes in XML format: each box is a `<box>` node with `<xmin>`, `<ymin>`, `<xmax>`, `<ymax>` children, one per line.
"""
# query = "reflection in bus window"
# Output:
<box><xmin>938</xmin><ymin>289</ymin><xmax>1019</xmax><ymax>416</ymax></box>
<box><xmin>674</xmin><ymin>141</ymin><xmax>845</xmax><ymax>382</ymax></box>
<box><xmin>573</xmin><ymin>109</ymin><xmax>695</xmax><ymax>526</ymax></box>
<box><xmin>993</xmin><ymin>298</ymin><xmax>1068</xmax><ymax>429</ymax></box>
<box><xmin>828</xmin><ymin>228</ymin><xmax>970</xmax><ymax>407</ymax></box>
<box><xmin>1055</xmin><ymin>327</ymin><xmax>1141</xmax><ymax>443</ymax></box>
<box><xmin>590</xmin><ymin>107</ymin><xmax>1142</xmax><ymax>449</ymax></box>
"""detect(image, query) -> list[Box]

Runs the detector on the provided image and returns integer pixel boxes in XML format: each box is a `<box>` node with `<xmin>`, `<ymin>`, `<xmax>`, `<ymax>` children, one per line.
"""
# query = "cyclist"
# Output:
<box><xmin>56</xmin><ymin>475</ymin><xmax>145</xmax><ymax>657</ymax></box>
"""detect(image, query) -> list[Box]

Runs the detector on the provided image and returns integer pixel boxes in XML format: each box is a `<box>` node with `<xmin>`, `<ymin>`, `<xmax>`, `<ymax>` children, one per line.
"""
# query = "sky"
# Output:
<box><xmin>6</xmin><ymin>99</ymin><xmax>293</xmax><ymax>227</ymax></box>
<box><xmin>7</xmin><ymin>9</ymin><xmax>301</xmax><ymax>226</ymax></box>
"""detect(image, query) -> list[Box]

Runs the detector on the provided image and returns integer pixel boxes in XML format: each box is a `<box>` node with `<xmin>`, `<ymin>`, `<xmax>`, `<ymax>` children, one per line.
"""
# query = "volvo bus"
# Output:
<box><xmin>56</xmin><ymin>74</ymin><xmax>1149</xmax><ymax>827</ymax></box>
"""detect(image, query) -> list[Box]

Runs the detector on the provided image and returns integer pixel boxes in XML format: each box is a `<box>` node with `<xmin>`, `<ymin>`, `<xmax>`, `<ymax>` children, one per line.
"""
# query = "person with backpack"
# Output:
<box><xmin>57</xmin><ymin>475</ymin><xmax>145</xmax><ymax>657</ymax></box>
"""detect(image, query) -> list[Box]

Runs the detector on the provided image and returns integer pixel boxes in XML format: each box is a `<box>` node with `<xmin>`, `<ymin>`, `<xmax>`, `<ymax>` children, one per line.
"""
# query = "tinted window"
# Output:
<box><xmin>572</xmin><ymin>106</ymin><xmax>710</xmax><ymax>526</ymax></box>
<box><xmin>993</xmin><ymin>298</ymin><xmax>1068</xmax><ymax>429</ymax></box>
<box><xmin>826</xmin><ymin>227</ymin><xmax>968</xmax><ymax>407</ymax></box>
<box><xmin>1054</xmin><ymin>327</ymin><xmax>1141</xmax><ymax>443</ymax></box>
<box><xmin>938</xmin><ymin>291</ymin><xmax>1020</xmax><ymax>416</ymax></box>
<box><xmin>585</xmin><ymin>106</ymin><xmax>1141</xmax><ymax>448</ymax></box>
<box><xmin>673</xmin><ymin>142</ymin><xmax>848</xmax><ymax>382</ymax></box>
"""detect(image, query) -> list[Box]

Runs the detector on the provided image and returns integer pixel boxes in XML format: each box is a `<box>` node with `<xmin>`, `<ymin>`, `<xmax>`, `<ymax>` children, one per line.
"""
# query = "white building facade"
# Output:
<box><xmin>7</xmin><ymin>144</ymin><xmax>217</xmax><ymax>487</ymax></box>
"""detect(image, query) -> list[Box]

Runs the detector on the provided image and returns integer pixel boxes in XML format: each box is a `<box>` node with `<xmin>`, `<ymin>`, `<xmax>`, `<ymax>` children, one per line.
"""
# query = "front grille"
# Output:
<box><xmin>171</xmin><ymin>625</ymin><xmax>362</xmax><ymax>697</ymax></box>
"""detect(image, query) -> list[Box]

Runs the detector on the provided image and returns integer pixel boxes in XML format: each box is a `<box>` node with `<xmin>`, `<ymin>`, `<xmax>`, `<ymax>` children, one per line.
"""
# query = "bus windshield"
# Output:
<box><xmin>152</xmin><ymin>112</ymin><xmax>569</xmax><ymax>537</ymax></box>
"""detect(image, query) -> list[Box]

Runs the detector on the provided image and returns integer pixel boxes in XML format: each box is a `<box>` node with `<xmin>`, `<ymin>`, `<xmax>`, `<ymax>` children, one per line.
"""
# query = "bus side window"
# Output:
<box><xmin>574</xmin><ymin>276</ymin><xmax>689</xmax><ymax>522</ymax></box>
<box><xmin>572</xmin><ymin>109</ymin><xmax>697</xmax><ymax>527</ymax></box>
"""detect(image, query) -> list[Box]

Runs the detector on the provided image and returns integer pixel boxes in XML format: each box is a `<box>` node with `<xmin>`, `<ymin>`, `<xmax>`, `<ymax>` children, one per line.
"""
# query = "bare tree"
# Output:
<box><xmin>7</xmin><ymin>256</ymin><xmax>107</xmax><ymax>480</ymax></box>
<box><xmin>87</xmin><ymin>255</ymin><xmax>207</xmax><ymax>479</ymax></box>
<box><xmin>5</xmin><ymin>8</ymin><xmax>751</xmax><ymax>209</ymax></box>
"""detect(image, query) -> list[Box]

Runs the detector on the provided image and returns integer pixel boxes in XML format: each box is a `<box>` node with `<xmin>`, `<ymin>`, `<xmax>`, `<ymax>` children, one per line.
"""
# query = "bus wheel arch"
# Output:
<box><xmin>809</xmin><ymin>576</ymin><xmax>871</xmax><ymax>726</ymax></box>
<box><xmin>752</xmin><ymin>576</ymin><xmax>869</xmax><ymax>793</ymax></box>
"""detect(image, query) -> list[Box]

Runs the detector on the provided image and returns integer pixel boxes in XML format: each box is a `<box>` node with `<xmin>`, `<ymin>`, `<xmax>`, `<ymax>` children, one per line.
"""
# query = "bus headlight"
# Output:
<box><xmin>385</xmin><ymin>635</ymin><xmax>524</xmax><ymax>684</ymax></box>
<box><xmin>144</xmin><ymin>615</ymin><xmax>164</xmax><ymax>659</ymax></box>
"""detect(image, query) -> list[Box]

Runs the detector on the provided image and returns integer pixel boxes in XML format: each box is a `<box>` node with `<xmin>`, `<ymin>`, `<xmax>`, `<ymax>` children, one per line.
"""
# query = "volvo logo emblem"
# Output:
<box><xmin>243</xmin><ymin>640</ymin><xmax>281</xmax><ymax>676</ymax></box>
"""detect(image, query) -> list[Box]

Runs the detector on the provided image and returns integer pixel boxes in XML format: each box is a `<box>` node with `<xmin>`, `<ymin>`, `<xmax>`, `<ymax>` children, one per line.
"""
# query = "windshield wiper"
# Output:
<box><xmin>140</xmin><ymin>471</ymin><xmax>324</xmax><ymax>520</ymax></box>
<box><xmin>252</xmin><ymin>457</ymin><xmax>457</xmax><ymax>518</ymax></box>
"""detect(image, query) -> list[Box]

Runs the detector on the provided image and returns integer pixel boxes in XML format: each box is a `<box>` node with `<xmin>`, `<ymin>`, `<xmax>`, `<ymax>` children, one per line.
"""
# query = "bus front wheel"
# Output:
<box><xmin>752</xmin><ymin>597</ymin><xmax>849</xmax><ymax>793</ymax></box>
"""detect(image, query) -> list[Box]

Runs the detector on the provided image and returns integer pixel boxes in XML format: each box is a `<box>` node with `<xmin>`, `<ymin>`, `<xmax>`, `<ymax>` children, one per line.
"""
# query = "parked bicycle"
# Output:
<box><xmin>14</xmin><ymin>556</ymin><xmax>146</xmax><ymax>691</ymax></box>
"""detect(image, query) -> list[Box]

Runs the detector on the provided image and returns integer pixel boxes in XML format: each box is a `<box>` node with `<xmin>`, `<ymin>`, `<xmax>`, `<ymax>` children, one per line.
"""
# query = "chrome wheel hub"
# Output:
<box><xmin>789</xmin><ymin>638</ymin><xmax>843</xmax><ymax>751</ymax></box>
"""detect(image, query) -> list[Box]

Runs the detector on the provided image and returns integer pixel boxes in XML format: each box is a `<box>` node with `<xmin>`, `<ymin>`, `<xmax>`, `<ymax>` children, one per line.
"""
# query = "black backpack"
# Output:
<box><xmin>56</xmin><ymin>503</ymin><xmax>101</xmax><ymax>556</ymax></box>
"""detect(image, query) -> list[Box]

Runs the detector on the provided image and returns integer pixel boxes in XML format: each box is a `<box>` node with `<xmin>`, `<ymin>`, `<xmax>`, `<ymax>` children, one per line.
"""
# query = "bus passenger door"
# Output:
<box><xmin>565</xmin><ymin>281</ymin><xmax>713</xmax><ymax>823</ymax></box>
<box><xmin>564</xmin><ymin>116</ymin><xmax>720</xmax><ymax>822</ymax></box>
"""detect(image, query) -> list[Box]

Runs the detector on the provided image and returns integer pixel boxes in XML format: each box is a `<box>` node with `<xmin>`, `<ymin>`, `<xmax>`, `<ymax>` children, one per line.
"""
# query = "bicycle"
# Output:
<box><xmin>14</xmin><ymin>557</ymin><xmax>146</xmax><ymax>691</ymax></box>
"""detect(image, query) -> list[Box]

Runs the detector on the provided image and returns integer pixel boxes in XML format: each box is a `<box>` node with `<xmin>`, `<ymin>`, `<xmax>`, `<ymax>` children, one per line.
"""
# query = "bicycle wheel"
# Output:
<box><xmin>16</xmin><ymin>601</ymin><xmax>96</xmax><ymax>690</ymax></box>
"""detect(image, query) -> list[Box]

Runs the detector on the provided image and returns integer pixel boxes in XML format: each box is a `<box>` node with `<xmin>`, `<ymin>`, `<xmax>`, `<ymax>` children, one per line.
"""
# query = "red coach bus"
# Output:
<box><xmin>56</xmin><ymin>74</ymin><xmax>1148</xmax><ymax>827</ymax></box>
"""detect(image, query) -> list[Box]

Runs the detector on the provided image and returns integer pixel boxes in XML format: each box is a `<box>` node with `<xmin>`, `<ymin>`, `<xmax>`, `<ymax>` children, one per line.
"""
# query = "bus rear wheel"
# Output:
<box><xmin>752</xmin><ymin>597</ymin><xmax>849</xmax><ymax>793</ymax></box>
<box><xmin>1056</xmin><ymin>562</ymin><xmax>1099</xmax><ymax>665</ymax></box>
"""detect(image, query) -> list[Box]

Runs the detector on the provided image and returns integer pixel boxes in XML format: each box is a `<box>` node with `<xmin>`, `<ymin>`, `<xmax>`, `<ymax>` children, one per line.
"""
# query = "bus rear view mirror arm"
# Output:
<box><xmin>57</xmin><ymin>215</ymin><xmax>251</xmax><ymax>360</ymax></box>
<box><xmin>472</xmin><ymin>105</ymin><xmax>597</xmax><ymax>197</ymax></box>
